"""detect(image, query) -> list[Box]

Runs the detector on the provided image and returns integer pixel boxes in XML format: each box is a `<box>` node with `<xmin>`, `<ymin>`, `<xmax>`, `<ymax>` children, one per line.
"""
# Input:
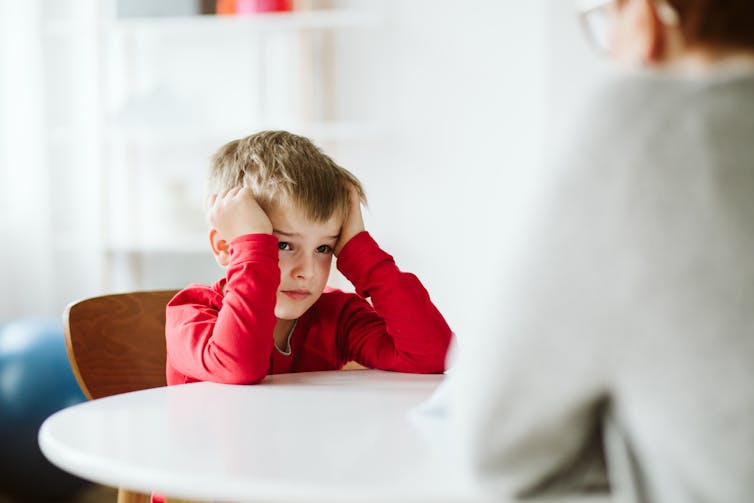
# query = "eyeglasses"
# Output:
<box><xmin>577</xmin><ymin>0</ymin><xmax>680</xmax><ymax>56</ymax></box>
<box><xmin>577</xmin><ymin>0</ymin><xmax>614</xmax><ymax>55</ymax></box>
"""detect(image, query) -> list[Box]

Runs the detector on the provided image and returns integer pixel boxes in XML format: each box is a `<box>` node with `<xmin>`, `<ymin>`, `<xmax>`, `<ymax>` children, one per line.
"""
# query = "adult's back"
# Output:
<box><xmin>595</xmin><ymin>70</ymin><xmax>754</xmax><ymax>503</ymax></box>
<box><xmin>449</xmin><ymin>1</ymin><xmax>754</xmax><ymax>502</ymax></box>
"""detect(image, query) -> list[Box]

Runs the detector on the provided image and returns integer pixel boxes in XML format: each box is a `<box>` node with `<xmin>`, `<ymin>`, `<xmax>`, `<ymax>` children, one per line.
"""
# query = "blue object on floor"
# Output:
<box><xmin>0</xmin><ymin>318</ymin><xmax>89</xmax><ymax>501</ymax></box>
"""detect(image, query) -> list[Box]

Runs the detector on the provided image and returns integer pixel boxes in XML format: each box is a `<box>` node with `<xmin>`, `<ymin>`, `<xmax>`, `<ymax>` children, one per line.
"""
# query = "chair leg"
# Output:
<box><xmin>117</xmin><ymin>488</ymin><xmax>150</xmax><ymax>503</ymax></box>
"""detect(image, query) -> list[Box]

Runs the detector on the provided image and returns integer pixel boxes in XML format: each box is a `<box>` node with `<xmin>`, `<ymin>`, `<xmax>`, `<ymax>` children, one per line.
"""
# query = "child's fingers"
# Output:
<box><xmin>215</xmin><ymin>187</ymin><xmax>232</xmax><ymax>202</ymax></box>
<box><xmin>207</xmin><ymin>187</ymin><xmax>254</xmax><ymax>212</ymax></box>
<box><xmin>234</xmin><ymin>186</ymin><xmax>251</xmax><ymax>200</ymax></box>
<box><xmin>348</xmin><ymin>187</ymin><xmax>362</xmax><ymax>212</ymax></box>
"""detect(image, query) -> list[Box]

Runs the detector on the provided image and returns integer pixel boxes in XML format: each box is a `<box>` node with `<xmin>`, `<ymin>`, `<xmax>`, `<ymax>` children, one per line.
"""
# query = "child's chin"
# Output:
<box><xmin>274</xmin><ymin>307</ymin><xmax>306</xmax><ymax>320</ymax></box>
<box><xmin>275</xmin><ymin>294</ymin><xmax>322</xmax><ymax>320</ymax></box>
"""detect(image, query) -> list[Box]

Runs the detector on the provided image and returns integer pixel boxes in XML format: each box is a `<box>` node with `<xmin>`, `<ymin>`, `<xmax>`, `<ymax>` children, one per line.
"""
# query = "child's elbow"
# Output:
<box><xmin>216</xmin><ymin>373</ymin><xmax>266</xmax><ymax>385</ymax></box>
<box><xmin>399</xmin><ymin>352</ymin><xmax>447</xmax><ymax>374</ymax></box>
<box><xmin>199</xmin><ymin>346</ymin><xmax>271</xmax><ymax>385</ymax></box>
<box><xmin>206</xmin><ymin>364</ymin><xmax>268</xmax><ymax>385</ymax></box>
<box><xmin>416</xmin><ymin>359</ymin><xmax>447</xmax><ymax>374</ymax></box>
<box><xmin>414</xmin><ymin>335</ymin><xmax>452</xmax><ymax>374</ymax></box>
<box><xmin>421</xmin><ymin>340</ymin><xmax>453</xmax><ymax>374</ymax></box>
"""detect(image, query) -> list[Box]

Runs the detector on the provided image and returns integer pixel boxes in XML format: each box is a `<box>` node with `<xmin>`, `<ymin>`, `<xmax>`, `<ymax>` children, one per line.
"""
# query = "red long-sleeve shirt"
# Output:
<box><xmin>165</xmin><ymin>231</ymin><xmax>452</xmax><ymax>385</ymax></box>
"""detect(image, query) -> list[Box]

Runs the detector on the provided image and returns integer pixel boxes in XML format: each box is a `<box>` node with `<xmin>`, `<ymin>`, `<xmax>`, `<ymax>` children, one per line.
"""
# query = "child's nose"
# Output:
<box><xmin>292</xmin><ymin>253</ymin><xmax>314</xmax><ymax>279</ymax></box>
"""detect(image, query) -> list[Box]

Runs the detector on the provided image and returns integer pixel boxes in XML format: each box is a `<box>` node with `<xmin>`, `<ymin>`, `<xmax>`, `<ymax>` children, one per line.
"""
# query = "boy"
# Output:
<box><xmin>165</xmin><ymin>130</ymin><xmax>452</xmax><ymax>385</ymax></box>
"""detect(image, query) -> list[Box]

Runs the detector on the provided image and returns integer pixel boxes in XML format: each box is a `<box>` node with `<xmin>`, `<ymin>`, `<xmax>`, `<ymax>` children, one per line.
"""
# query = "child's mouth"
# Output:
<box><xmin>282</xmin><ymin>290</ymin><xmax>310</xmax><ymax>300</ymax></box>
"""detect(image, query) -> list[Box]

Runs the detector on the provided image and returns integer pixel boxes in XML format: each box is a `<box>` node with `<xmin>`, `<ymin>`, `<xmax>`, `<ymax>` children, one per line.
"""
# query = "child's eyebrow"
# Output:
<box><xmin>273</xmin><ymin>229</ymin><xmax>299</xmax><ymax>237</ymax></box>
<box><xmin>273</xmin><ymin>229</ymin><xmax>340</xmax><ymax>241</ymax></box>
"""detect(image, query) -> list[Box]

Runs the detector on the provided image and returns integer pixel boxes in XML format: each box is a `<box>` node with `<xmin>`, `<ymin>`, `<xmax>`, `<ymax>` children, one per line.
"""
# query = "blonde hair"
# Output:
<box><xmin>208</xmin><ymin>130</ymin><xmax>365</xmax><ymax>222</ymax></box>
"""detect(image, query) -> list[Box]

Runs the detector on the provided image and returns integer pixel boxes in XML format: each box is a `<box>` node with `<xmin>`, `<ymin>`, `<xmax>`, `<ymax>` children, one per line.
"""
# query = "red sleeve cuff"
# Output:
<box><xmin>336</xmin><ymin>232</ymin><xmax>394</xmax><ymax>296</ymax></box>
<box><xmin>228</xmin><ymin>233</ymin><xmax>279</xmax><ymax>264</ymax></box>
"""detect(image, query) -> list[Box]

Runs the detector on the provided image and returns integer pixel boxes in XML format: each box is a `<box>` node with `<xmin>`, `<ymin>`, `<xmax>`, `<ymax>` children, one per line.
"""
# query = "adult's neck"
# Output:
<box><xmin>665</xmin><ymin>47</ymin><xmax>754</xmax><ymax>75</ymax></box>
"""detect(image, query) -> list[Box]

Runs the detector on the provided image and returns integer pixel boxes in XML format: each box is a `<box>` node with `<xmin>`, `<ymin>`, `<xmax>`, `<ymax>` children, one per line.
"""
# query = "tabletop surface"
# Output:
<box><xmin>39</xmin><ymin>369</ymin><xmax>611</xmax><ymax>503</ymax></box>
<box><xmin>39</xmin><ymin>370</ymin><xmax>471</xmax><ymax>502</ymax></box>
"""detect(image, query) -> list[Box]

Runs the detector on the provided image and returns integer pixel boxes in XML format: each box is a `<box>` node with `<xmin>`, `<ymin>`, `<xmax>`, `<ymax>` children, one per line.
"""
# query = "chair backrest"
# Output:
<box><xmin>64</xmin><ymin>290</ymin><xmax>179</xmax><ymax>400</ymax></box>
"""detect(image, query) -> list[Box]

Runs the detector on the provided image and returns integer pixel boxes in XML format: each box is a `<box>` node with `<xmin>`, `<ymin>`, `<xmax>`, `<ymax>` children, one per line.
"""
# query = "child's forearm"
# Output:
<box><xmin>337</xmin><ymin>232</ymin><xmax>452</xmax><ymax>372</ymax></box>
<box><xmin>215</xmin><ymin>244</ymin><xmax>280</xmax><ymax>382</ymax></box>
<box><xmin>166</xmin><ymin>234</ymin><xmax>280</xmax><ymax>384</ymax></box>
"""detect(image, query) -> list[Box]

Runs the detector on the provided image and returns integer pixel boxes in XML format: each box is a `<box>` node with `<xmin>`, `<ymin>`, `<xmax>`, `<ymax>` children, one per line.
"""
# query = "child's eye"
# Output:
<box><xmin>278</xmin><ymin>242</ymin><xmax>292</xmax><ymax>251</ymax></box>
<box><xmin>315</xmin><ymin>244</ymin><xmax>334</xmax><ymax>255</ymax></box>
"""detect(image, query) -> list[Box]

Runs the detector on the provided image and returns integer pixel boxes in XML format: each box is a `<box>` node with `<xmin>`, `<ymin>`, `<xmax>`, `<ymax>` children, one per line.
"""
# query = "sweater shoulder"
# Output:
<box><xmin>316</xmin><ymin>287</ymin><xmax>360</xmax><ymax>308</ymax></box>
<box><xmin>167</xmin><ymin>280</ymin><xmax>225</xmax><ymax>309</ymax></box>
<box><xmin>308</xmin><ymin>288</ymin><xmax>367</xmax><ymax>321</ymax></box>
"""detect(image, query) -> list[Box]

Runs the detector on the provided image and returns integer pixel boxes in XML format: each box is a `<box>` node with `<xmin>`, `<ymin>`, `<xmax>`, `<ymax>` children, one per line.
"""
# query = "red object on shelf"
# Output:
<box><xmin>216</xmin><ymin>0</ymin><xmax>236</xmax><ymax>15</ymax></box>
<box><xmin>216</xmin><ymin>0</ymin><xmax>293</xmax><ymax>15</ymax></box>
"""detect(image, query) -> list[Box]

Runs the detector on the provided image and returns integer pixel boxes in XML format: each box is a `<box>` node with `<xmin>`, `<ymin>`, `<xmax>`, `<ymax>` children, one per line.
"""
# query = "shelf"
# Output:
<box><xmin>44</xmin><ymin>4</ymin><xmax>382</xmax><ymax>289</ymax></box>
<box><xmin>54</xmin><ymin>231</ymin><xmax>208</xmax><ymax>254</ymax></box>
<box><xmin>105</xmin><ymin>236</ymin><xmax>208</xmax><ymax>254</ymax></box>
<box><xmin>110</xmin><ymin>9</ymin><xmax>378</xmax><ymax>35</ymax></box>
<box><xmin>49</xmin><ymin>122</ymin><xmax>383</xmax><ymax>148</ymax></box>
<box><xmin>43</xmin><ymin>9</ymin><xmax>378</xmax><ymax>38</ymax></box>
<box><xmin>102</xmin><ymin>121</ymin><xmax>384</xmax><ymax>145</ymax></box>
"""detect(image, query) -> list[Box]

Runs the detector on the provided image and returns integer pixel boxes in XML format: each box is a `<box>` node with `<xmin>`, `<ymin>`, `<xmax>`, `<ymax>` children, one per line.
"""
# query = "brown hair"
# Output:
<box><xmin>208</xmin><ymin>130</ymin><xmax>365</xmax><ymax>222</ymax></box>
<box><xmin>666</xmin><ymin>0</ymin><xmax>754</xmax><ymax>51</ymax></box>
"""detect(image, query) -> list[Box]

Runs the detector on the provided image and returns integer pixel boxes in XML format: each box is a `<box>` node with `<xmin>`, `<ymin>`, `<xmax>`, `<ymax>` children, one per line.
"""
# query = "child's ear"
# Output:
<box><xmin>209</xmin><ymin>228</ymin><xmax>230</xmax><ymax>267</ymax></box>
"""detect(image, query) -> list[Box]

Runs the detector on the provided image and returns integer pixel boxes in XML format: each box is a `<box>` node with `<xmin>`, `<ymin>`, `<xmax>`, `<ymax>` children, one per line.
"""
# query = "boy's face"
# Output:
<box><xmin>267</xmin><ymin>205</ymin><xmax>342</xmax><ymax>320</ymax></box>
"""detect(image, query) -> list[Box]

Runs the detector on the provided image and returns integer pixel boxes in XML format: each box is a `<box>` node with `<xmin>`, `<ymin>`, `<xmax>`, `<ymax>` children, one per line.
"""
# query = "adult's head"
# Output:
<box><xmin>579</xmin><ymin>0</ymin><xmax>754</xmax><ymax>69</ymax></box>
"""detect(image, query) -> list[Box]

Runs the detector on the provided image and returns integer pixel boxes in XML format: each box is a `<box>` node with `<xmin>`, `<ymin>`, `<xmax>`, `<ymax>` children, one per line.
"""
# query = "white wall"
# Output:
<box><xmin>546</xmin><ymin>0</ymin><xmax>613</xmax><ymax>145</ymax></box>
<box><xmin>327</xmin><ymin>1</ymin><xmax>614</xmax><ymax>342</ymax></box>
<box><xmin>0</xmin><ymin>0</ymin><xmax>55</xmax><ymax>318</ymax></box>
<box><xmin>329</xmin><ymin>0</ymin><xmax>550</xmax><ymax>340</ymax></box>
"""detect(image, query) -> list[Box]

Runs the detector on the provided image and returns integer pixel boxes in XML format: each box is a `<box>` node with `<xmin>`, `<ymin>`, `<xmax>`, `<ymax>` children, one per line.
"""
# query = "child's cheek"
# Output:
<box><xmin>277</xmin><ymin>253</ymin><xmax>293</xmax><ymax>276</ymax></box>
<box><xmin>314</xmin><ymin>257</ymin><xmax>333</xmax><ymax>289</ymax></box>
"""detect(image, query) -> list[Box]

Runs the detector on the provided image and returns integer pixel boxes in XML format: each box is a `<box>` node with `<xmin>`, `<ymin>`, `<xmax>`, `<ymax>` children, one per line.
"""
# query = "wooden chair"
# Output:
<box><xmin>64</xmin><ymin>290</ymin><xmax>179</xmax><ymax>503</ymax></box>
<box><xmin>65</xmin><ymin>290</ymin><xmax>178</xmax><ymax>401</ymax></box>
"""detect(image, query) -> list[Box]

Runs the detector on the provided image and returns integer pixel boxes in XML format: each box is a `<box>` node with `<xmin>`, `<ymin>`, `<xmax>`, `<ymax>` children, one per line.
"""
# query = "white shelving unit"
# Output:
<box><xmin>110</xmin><ymin>9</ymin><xmax>376</xmax><ymax>33</ymax></box>
<box><xmin>39</xmin><ymin>1</ymin><xmax>381</xmax><ymax>296</ymax></box>
<box><xmin>91</xmin><ymin>5</ymin><xmax>379</xmax><ymax>290</ymax></box>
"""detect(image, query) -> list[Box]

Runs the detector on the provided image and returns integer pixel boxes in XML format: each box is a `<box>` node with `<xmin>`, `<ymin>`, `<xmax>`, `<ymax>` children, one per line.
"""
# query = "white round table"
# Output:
<box><xmin>39</xmin><ymin>370</ymin><xmax>471</xmax><ymax>502</ymax></box>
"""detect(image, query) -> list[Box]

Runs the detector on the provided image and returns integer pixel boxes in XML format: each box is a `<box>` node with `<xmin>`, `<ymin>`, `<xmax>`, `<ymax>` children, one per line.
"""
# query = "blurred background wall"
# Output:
<box><xmin>0</xmin><ymin>0</ymin><xmax>612</xmax><ymax>344</ymax></box>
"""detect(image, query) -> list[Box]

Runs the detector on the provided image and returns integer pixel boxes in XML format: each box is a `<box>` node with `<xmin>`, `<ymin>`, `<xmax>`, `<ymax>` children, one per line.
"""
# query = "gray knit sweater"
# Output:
<box><xmin>450</xmin><ymin>68</ymin><xmax>754</xmax><ymax>503</ymax></box>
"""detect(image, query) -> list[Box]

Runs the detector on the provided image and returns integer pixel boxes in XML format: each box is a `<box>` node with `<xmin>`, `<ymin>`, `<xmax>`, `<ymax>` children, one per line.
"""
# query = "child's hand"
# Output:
<box><xmin>207</xmin><ymin>186</ymin><xmax>272</xmax><ymax>242</ymax></box>
<box><xmin>335</xmin><ymin>186</ymin><xmax>365</xmax><ymax>256</ymax></box>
